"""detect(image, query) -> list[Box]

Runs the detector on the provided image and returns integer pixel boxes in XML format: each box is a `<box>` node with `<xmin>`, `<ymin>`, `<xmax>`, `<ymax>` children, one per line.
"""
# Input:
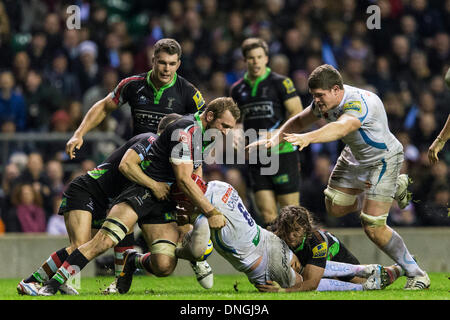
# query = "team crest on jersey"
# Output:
<box><xmin>343</xmin><ymin>101</ymin><xmax>362</xmax><ymax>113</ymax></box>
<box><xmin>312</xmin><ymin>242</ymin><xmax>328</xmax><ymax>258</ymax></box>
<box><xmin>193</xmin><ymin>91</ymin><xmax>205</xmax><ymax>110</ymax></box>
<box><xmin>282</xmin><ymin>78</ymin><xmax>295</xmax><ymax>94</ymax></box>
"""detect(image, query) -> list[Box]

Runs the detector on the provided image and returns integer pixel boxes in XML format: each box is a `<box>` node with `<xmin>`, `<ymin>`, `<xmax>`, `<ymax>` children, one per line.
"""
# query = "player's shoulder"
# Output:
<box><xmin>230</xmin><ymin>78</ymin><xmax>245</xmax><ymax>92</ymax></box>
<box><xmin>270</xmin><ymin>71</ymin><xmax>296</xmax><ymax>94</ymax></box>
<box><xmin>118</xmin><ymin>73</ymin><xmax>147</xmax><ymax>86</ymax></box>
<box><xmin>176</xmin><ymin>74</ymin><xmax>198</xmax><ymax>90</ymax></box>
<box><xmin>342</xmin><ymin>85</ymin><xmax>368</xmax><ymax>114</ymax></box>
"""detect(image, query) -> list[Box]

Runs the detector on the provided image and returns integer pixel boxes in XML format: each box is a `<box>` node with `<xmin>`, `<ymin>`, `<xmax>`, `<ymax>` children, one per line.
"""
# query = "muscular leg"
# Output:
<box><xmin>325</xmin><ymin>186</ymin><xmax>362</xmax><ymax>217</ymax></box>
<box><xmin>254</xmin><ymin>190</ymin><xmax>278</xmax><ymax>226</ymax></box>
<box><xmin>23</xmin><ymin>210</ymin><xmax>92</xmax><ymax>284</ymax></box>
<box><xmin>360</xmin><ymin>198</ymin><xmax>425</xmax><ymax>277</ymax></box>
<box><xmin>138</xmin><ymin>222</ymin><xmax>179</xmax><ymax>277</ymax></box>
<box><xmin>175</xmin><ymin>214</ymin><xmax>210</xmax><ymax>261</ymax></box>
<box><xmin>277</xmin><ymin>192</ymin><xmax>300</xmax><ymax>207</ymax></box>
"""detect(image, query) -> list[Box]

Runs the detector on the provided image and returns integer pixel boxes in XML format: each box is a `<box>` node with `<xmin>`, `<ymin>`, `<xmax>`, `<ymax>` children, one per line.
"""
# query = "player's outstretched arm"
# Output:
<box><xmin>119</xmin><ymin>148</ymin><xmax>170</xmax><ymax>200</ymax></box>
<box><xmin>428</xmin><ymin>114</ymin><xmax>450</xmax><ymax>164</ymax></box>
<box><xmin>66</xmin><ymin>95</ymin><xmax>118</xmax><ymax>159</ymax></box>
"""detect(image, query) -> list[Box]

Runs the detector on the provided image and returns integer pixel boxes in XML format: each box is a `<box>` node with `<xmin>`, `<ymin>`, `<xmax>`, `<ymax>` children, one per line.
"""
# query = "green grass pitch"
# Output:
<box><xmin>2</xmin><ymin>272</ymin><xmax>449</xmax><ymax>300</ymax></box>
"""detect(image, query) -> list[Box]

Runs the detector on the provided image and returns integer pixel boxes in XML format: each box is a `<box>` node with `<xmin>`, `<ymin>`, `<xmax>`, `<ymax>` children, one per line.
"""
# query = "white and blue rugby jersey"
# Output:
<box><xmin>311</xmin><ymin>84</ymin><xmax>403</xmax><ymax>164</ymax></box>
<box><xmin>205</xmin><ymin>180</ymin><xmax>269</xmax><ymax>272</ymax></box>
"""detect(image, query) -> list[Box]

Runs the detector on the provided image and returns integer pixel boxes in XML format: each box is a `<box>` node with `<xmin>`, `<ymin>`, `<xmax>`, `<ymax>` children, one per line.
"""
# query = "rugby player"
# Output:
<box><xmin>17</xmin><ymin>114</ymin><xmax>181</xmax><ymax>296</ymax></box>
<box><xmin>428</xmin><ymin>67</ymin><xmax>450</xmax><ymax>164</ymax></box>
<box><xmin>248</xmin><ymin>64</ymin><xmax>430</xmax><ymax>290</ymax></box>
<box><xmin>230</xmin><ymin>38</ymin><xmax>303</xmax><ymax>226</ymax></box>
<box><xmin>117</xmin><ymin>175</ymin><xmax>392</xmax><ymax>293</ymax></box>
<box><xmin>256</xmin><ymin>205</ymin><xmax>404</xmax><ymax>292</ymax></box>
<box><xmin>65</xmin><ymin>38</ymin><xmax>206</xmax><ymax>290</ymax></box>
<box><xmin>37</xmin><ymin>97</ymin><xmax>240</xmax><ymax>296</ymax></box>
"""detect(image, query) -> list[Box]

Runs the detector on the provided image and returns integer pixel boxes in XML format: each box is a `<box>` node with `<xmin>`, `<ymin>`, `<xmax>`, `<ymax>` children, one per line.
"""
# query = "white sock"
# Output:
<box><xmin>324</xmin><ymin>261</ymin><xmax>366</xmax><ymax>278</ymax></box>
<box><xmin>175</xmin><ymin>214</ymin><xmax>210</xmax><ymax>261</ymax></box>
<box><xmin>316</xmin><ymin>278</ymin><xmax>363</xmax><ymax>291</ymax></box>
<box><xmin>382</xmin><ymin>230</ymin><xmax>425</xmax><ymax>277</ymax></box>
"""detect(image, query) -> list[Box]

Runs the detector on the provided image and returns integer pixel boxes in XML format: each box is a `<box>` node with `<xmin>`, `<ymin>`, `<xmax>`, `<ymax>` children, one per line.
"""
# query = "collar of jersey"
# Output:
<box><xmin>146</xmin><ymin>70</ymin><xmax>178</xmax><ymax>104</ymax></box>
<box><xmin>294</xmin><ymin>236</ymin><xmax>306</xmax><ymax>253</ymax></box>
<box><xmin>244</xmin><ymin>67</ymin><xmax>271</xmax><ymax>97</ymax></box>
<box><xmin>194</xmin><ymin>111</ymin><xmax>205</xmax><ymax>133</ymax></box>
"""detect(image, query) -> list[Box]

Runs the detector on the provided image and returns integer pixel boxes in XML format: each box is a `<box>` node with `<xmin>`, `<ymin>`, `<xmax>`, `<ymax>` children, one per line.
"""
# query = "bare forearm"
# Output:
<box><xmin>178</xmin><ymin>178</ymin><xmax>214</xmax><ymax>214</ymax></box>
<box><xmin>437</xmin><ymin>115</ymin><xmax>450</xmax><ymax>141</ymax></box>
<box><xmin>75</xmin><ymin>101</ymin><xmax>109</xmax><ymax>136</ymax></box>
<box><xmin>119</xmin><ymin>162</ymin><xmax>159</xmax><ymax>190</ymax></box>
<box><xmin>305</xmin><ymin>121</ymin><xmax>350</xmax><ymax>144</ymax></box>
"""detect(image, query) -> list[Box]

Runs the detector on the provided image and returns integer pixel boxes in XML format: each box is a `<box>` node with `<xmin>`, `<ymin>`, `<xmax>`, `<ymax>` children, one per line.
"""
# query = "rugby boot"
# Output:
<box><xmin>190</xmin><ymin>260</ymin><xmax>213</xmax><ymax>289</ymax></box>
<box><xmin>17</xmin><ymin>280</ymin><xmax>41</xmax><ymax>296</ymax></box>
<box><xmin>394</xmin><ymin>174</ymin><xmax>412</xmax><ymax>209</ymax></box>
<box><xmin>116</xmin><ymin>249</ymin><xmax>138</xmax><ymax>294</ymax></box>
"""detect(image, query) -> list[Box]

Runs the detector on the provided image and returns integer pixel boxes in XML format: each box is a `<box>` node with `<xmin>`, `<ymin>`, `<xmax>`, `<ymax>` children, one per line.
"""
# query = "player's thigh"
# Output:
<box><xmin>254</xmin><ymin>190</ymin><xmax>277</xmax><ymax>213</ymax></box>
<box><xmin>106</xmin><ymin>202</ymin><xmax>139</xmax><ymax>232</ymax></box>
<box><xmin>140</xmin><ymin>222</ymin><xmax>179</xmax><ymax>247</ymax></box>
<box><xmin>277</xmin><ymin>192</ymin><xmax>300</xmax><ymax>207</ymax></box>
<box><xmin>325</xmin><ymin>186</ymin><xmax>363</xmax><ymax>216</ymax></box>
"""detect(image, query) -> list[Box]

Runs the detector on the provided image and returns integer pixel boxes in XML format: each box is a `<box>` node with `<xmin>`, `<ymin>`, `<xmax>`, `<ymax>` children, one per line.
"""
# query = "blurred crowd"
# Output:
<box><xmin>0</xmin><ymin>0</ymin><xmax>449</xmax><ymax>234</ymax></box>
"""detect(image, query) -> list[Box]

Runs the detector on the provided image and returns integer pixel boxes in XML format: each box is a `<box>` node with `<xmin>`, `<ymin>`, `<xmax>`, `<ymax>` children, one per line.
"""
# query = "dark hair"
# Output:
<box><xmin>271</xmin><ymin>205</ymin><xmax>319</xmax><ymax>244</ymax></box>
<box><xmin>157</xmin><ymin>113</ymin><xmax>183</xmax><ymax>133</ymax></box>
<box><xmin>241</xmin><ymin>38</ymin><xmax>269</xmax><ymax>58</ymax></box>
<box><xmin>308</xmin><ymin>64</ymin><xmax>344</xmax><ymax>90</ymax></box>
<box><xmin>153</xmin><ymin>38</ymin><xmax>182</xmax><ymax>59</ymax></box>
<box><xmin>204</xmin><ymin>97</ymin><xmax>240</xmax><ymax>120</ymax></box>
<box><xmin>11</xmin><ymin>183</ymin><xmax>43</xmax><ymax>207</ymax></box>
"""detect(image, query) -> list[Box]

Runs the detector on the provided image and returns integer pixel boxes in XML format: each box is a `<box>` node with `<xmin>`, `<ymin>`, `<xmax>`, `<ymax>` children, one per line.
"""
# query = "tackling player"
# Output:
<box><xmin>230</xmin><ymin>38</ymin><xmax>303</xmax><ymax>226</ymax></box>
<box><xmin>37</xmin><ymin>98</ymin><xmax>240</xmax><ymax>296</ymax></box>
<box><xmin>65</xmin><ymin>38</ymin><xmax>206</xmax><ymax>282</ymax></box>
<box><xmin>248</xmin><ymin>64</ymin><xmax>430</xmax><ymax>290</ymax></box>
<box><xmin>17</xmin><ymin>114</ymin><xmax>181</xmax><ymax>296</ymax></box>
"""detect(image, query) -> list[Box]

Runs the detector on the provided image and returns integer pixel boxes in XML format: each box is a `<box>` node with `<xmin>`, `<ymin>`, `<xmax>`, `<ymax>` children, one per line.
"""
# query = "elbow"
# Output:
<box><xmin>118</xmin><ymin>161</ymin><xmax>131</xmax><ymax>176</ymax></box>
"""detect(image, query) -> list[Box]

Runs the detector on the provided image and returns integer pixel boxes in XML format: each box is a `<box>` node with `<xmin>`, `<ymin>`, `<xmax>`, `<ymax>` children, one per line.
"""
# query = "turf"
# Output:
<box><xmin>3</xmin><ymin>272</ymin><xmax>449</xmax><ymax>300</ymax></box>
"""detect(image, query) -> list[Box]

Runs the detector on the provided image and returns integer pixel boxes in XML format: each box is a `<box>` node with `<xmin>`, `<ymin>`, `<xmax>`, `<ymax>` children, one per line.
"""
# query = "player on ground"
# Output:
<box><xmin>230</xmin><ymin>38</ymin><xmax>303</xmax><ymax>226</ymax></box>
<box><xmin>428</xmin><ymin>67</ymin><xmax>450</xmax><ymax>164</ymax></box>
<box><xmin>256</xmin><ymin>205</ymin><xmax>404</xmax><ymax>292</ymax></box>
<box><xmin>16</xmin><ymin>114</ymin><xmax>180</xmax><ymax>296</ymax></box>
<box><xmin>37</xmin><ymin>98</ymin><xmax>240</xmax><ymax>295</ymax></box>
<box><xmin>248</xmin><ymin>64</ymin><xmax>430</xmax><ymax>290</ymax></box>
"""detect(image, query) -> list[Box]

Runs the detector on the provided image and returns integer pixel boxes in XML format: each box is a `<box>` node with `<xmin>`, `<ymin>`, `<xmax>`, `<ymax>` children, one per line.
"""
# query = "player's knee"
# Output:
<box><xmin>100</xmin><ymin>217</ymin><xmax>129</xmax><ymax>246</ymax></box>
<box><xmin>324</xmin><ymin>187</ymin><xmax>357</xmax><ymax>216</ymax></box>
<box><xmin>360</xmin><ymin>212</ymin><xmax>388</xmax><ymax>239</ymax></box>
<box><xmin>150</xmin><ymin>239</ymin><xmax>177</xmax><ymax>277</ymax></box>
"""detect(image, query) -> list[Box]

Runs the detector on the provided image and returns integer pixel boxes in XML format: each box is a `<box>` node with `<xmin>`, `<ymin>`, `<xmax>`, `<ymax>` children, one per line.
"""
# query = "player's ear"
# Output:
<box><xmin>206</xmin><ymin>111</ymin><xmax>214</xmax><ymax>122</ymax></box>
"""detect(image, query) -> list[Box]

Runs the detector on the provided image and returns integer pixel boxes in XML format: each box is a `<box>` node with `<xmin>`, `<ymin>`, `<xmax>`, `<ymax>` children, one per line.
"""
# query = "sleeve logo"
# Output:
<box><xmin>343</xmin><ymin>101</ymin><xmax>362</xmax><ymax>113</ymax></box>
<box><xmin>193</xmin><ymin>91</ymin><xmax>205</xmax><ymax>110</ymax></box>
<box><xmin>312</xmin><ymin>242</ymin><xmax>328</xmax><ymax>258</ymax></box>
<box><xmin>282</xmin><ymin>78</ymin><xmax>296</xmax><ymax>94</ymax></box>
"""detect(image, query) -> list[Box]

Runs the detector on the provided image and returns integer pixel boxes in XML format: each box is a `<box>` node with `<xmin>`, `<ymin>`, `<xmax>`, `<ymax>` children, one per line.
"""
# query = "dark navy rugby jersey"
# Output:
<box><xmin>142</xmin><ymin>112</ymin><xmax>214</xmax><ymax>183</ymax></box>
<box><xmin>84</xmin><ymin>132</ymin><xmax>158</xmax><ymax>199</ymax></box>
<box><xmin>111</xmin><ymin>71</ymin><xmax>205</xmax><ymax>135</ymax></box>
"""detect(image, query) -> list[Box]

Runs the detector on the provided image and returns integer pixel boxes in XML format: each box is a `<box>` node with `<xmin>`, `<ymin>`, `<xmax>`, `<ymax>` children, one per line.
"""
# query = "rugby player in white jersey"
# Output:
<box><xmin>248</xmin><ymin>64</ymin><xmax>430</xmax><ymax>290</ymax></box>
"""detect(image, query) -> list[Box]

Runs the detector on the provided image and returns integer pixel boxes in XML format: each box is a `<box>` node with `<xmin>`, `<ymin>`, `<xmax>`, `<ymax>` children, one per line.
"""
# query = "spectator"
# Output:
<box><xmin>12</xmin><ymin>51</ymin><xmax>30</xmax><ymax>92</ymax></box>
<box><xmin>0</xmin><ymin>70</ymin><xmax>27</xmax><ymax>132</ymax></box>
<box><xmin>26</xmin><ymin>29</ymin><xmax>50</xmax><ymax>71</ymax></box>
<box><xmin>76</xmin><ymin>40</ymin><xmax>101</xmax><ymax>94</ymax></box>
<box><xmin>44</xmin><ymin>52</ymin><xmax>81</xmax><ymax>100</ymax></box>
<box><xmin>8</xmin><ymin>183</ymin><xmax>46</xmax><ymax>232</ymax></box>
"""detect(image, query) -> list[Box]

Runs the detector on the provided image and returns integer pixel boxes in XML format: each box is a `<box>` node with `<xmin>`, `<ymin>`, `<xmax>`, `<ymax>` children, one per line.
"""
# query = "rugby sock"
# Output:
<box><xmin>46</xmin><ymin>249</ymin><xmax>90</xmax><ymax>289</ymax></box>
<box><xmin>175</xmin><ymin>214</ymin><xmax>210</xmax><ymax>261</ymax></box>
<box><xmin>114</xmin><ymin>233</ymin><xmax>135</xmax><ymax>277</ymax></box>
<box><xmin>323</xmin><ymin>261</ymin><xmax>366</xmax><ymax>278</ymax></box>
<box><xmin>385</xmin><ymin>264</ymin><xmax>405</xmax><ymax>284</ymax></box>
<box><xmin>135</xmin><ymin>253</ymin><xmax>153</xmax><ymax>274</ymax></box>
<box><xmin>316</xmin><ymin>278</ymin><xmax>363</xmax><ymax>291</ymax></box>
<box><xmin>381</xmin><ymin>230</ymin><xmax>425</xmax><ymax>277</ymax></box>
<box><xmin>25</xmin><ymin>248</ymin><xmax>69</xmax><ymax>283</ymax></box>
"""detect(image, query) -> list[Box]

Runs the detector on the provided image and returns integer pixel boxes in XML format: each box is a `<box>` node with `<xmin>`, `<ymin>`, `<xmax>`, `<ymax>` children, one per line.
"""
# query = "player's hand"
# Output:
<box><xmin>428</xmin><ymin>138</ymin><xmax>445</xmax><ymax>164</ymax></box>
<box><xmin>150</xmin><ymin>182</ymin><xmax>171</xmax><ymax>201</ymax></box>
<box><xmin>255</xmin><ymin>281</ymin><xmax>286</xmax><ymax>293</ymax></box>
<box><xmin>206</xmin><ymin>208</ymin><xmax>226</xmax><ymax>229</ymax></box>
<box><xmin>66</xmin><ymin>135</ymin><xmax>84</xmax><ymax>159</ymax></box>
<box><xmin>283</xmin><ymin>133</ymin><xmax>311</xmax><ymax>151</ymax></box>
<box><xmin>176</xmin><ymin>212</ymin><xmax>190</xmax><ymax>226</ymax></box>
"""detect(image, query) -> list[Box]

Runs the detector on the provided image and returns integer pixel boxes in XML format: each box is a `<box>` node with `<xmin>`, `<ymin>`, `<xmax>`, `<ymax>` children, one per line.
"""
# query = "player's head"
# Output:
<box><xmin>203</xmin><ymin>97</ymin><xmax>240</xmax><ymax>136</ymax></box>
<box><xmin>171</xmin><ymin>174</ymin><xmax>207</xmax><ymax>210</ymax></box>
<box><xmin>151</xmin><ymin>38</ymin><xmax>182</xmax><ymax>87</ymax></box>
<box><xmin>157</xmin><ymin>113</ymin><xmax>182</xmax><ymax>135</ymax></box>
<box><xmin>308</xmin><ymin>64</ymin><xmax>344</xmax><ymax>112</ymax></box>
<box><xmin>271</xmin><ymin>205</ymin><xmax>316</xmax><ymax>251</ymax></box>
<box><xmin>241</xmin><ymin>38</ymin><xmax>269</xmax><ymax>78</ymax></box>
